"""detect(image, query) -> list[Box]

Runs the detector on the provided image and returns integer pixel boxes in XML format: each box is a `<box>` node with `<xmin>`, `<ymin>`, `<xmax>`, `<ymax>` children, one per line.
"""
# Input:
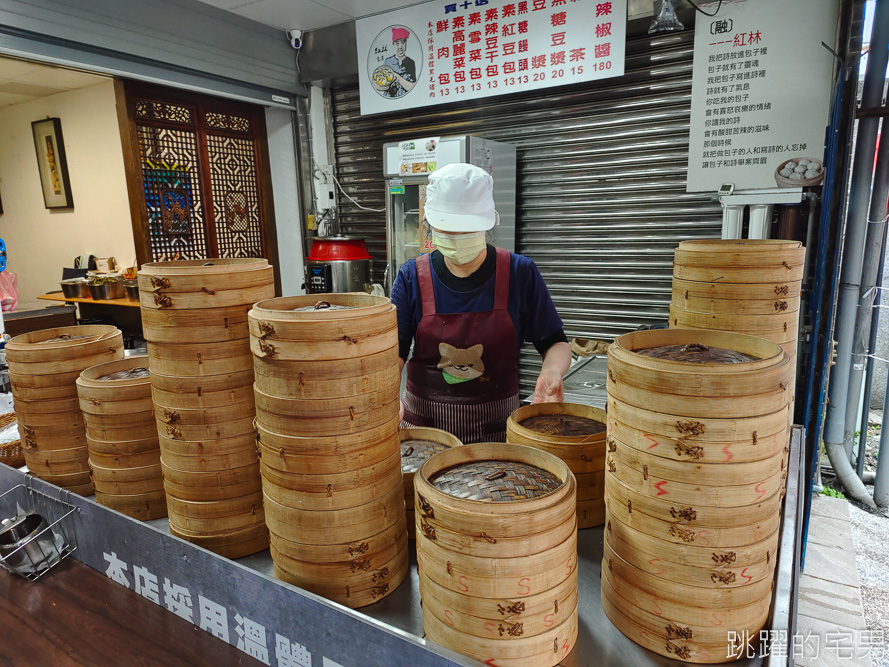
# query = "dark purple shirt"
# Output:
<box><xmin>391</xmin><ymin>246</ymin><xmax>567</xmax><ymax>360</ymax></box>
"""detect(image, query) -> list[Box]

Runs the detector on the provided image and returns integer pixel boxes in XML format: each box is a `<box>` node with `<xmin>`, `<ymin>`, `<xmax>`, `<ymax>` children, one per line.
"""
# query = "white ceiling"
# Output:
<box><xmin>0</xmin><ymin>58</ymin><xmax>108</xmax><ymax>110</ymax></box>
<box><xmin>196</xmin><ymin>0</ymin><xmax>426</xmax><ymax>30</ymax></box>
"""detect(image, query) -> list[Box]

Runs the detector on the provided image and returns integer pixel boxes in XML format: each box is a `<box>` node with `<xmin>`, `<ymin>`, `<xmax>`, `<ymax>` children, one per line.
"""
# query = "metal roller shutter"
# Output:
<box><xmin>330</xmin><ymin>30</ymin><xmax>722</xmax><ymax>395</ymax></box>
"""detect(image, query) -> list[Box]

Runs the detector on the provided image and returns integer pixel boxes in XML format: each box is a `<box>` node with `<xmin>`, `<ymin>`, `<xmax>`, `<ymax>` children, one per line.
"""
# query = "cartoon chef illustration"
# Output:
<box><xmin>382</xmin><ymin>27</ymin><xmax>417</xmax><ymax>98</ymax></box>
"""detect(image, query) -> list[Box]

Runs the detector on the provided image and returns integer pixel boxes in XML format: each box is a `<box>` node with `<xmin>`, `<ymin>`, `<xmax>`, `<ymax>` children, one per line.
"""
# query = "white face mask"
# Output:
<box><xmin>432</xmin><ymin>231</ymin><xmax>486</xmax><ymax>265</ymax></box>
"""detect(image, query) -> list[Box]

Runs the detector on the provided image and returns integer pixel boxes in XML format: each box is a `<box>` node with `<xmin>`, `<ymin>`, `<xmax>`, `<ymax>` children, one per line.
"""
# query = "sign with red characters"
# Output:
<box><xmin>356</xmin><ymin>0</ymin><xmax>627</xmax><ymax>116</ymax></box>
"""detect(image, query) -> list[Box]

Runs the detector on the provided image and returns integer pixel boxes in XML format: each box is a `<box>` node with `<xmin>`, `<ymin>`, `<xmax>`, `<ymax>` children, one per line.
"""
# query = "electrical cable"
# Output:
<box><xmin>686</xmin><ymin>0</ymin><xmax>722</xmax><ymax>17</ymax></box>
<box><xmin>312</xmin><ymin>157</ymin><xmax>386</xmax><ymax>213</ymax></box>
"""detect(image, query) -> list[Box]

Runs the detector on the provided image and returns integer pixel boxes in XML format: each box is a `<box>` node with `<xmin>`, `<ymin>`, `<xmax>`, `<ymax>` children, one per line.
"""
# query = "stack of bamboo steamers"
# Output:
<box><xmin>77</xmin><ymin>356</ymin><xmax>167</xmax><ymax>520</ymax></box>
<box><xmin>7</xmin><ymin>325</ymin><xmax>124</xmax><ymax>495</ymax></box>
<box><xmin>415</xmin><ymin>443</ymin><xmax>579</xmax><ymax>667</ymax></box>
<box><xmin>139</xmin><ymin>259</ymin><xmax>274</xmax><ymax>558</ymax></box>
<box><xmin>603</xmin><ymin>328</ymin><xmax>792</xmax><ymax>663</ymax></box>
<box><xmin>249</xmin><ymin>294</ymin><xmax>408</xmax><ymax>608</ymax></box>
<box><xmin>670</xmin><ymin>240</ymin><xmax>805</xmax><ymax>367</ymax></box>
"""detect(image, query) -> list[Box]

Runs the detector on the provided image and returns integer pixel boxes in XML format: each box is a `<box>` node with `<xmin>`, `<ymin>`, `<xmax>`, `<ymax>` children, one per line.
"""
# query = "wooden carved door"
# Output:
<box><xmin>117</xmin><ymin>81</ymin><xmax>279</xmax><ymax>277</ymax></box>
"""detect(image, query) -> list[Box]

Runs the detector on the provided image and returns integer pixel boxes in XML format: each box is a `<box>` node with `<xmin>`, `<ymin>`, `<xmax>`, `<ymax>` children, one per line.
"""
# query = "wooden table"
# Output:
<box><xmin>0</xmin><ymin>558</ymin><xmax>262</xmax><ymax>666</ymax></box>
<box><xmin>38</xmin><ymin>293</ymin><xmax>141</xmax><ymax>308</ymax></box>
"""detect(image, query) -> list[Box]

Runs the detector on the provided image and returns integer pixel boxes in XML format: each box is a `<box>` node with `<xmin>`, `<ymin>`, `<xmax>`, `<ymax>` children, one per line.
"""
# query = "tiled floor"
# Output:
<box><xmin>797</xmin><ymin>496</ymin><xmax>875</xmax><ymax>667</ymax></box>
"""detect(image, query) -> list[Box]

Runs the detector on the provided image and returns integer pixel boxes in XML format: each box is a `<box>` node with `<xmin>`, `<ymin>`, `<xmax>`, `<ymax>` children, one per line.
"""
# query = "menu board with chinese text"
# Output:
<box><xmin>356</xmin><ymin>0</ymin><xmax>627</xmax><ymax>116</ymax></box>
<box><xmin>686</xmin><ymin>0</ymin><xmax>839</xmax><ymax>192</ymax></box>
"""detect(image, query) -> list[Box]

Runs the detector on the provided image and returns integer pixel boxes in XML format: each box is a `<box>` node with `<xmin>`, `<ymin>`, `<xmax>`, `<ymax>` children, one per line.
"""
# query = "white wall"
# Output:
<box><xmin>265</xmin><ymin>106</ymin><xmax>305</xmax><ymax>296</ymax></box>
<box><xmin>0</xmin><ymin>80</ymin><xmax>135</xmax><ymax>300</ymax></box>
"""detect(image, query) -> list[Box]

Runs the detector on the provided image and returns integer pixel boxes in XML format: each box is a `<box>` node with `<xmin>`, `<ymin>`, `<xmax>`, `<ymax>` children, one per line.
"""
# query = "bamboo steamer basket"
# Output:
<box><xmin>671</xmin><ymin>292</ymin><xmax>801</xmax><ymax>316</ymax></box>
<box><xmin>605</xmin><ymin>514</ymin><xmax>777</xmax><ymax>588</ymax></box>
<box><xmin>419</xmin><ymin>571</ymin><xmax>578</xmax><ymax>637</ymax></box>
<box><xmin>263</xmin><ymin>482</ymin><xmax>405</xmax><ymax>545</ymax></box>
<box><xmin>77</xmin><ymin>356</ymin><xmax>152</xmax><ymax>402</ymax></box>
<box><xmin>14</xmin><ymin>395</ymin><xmax>80</xmax><ymax>415</ymax></box>
<box><xmin>154</xmin><ymin>400</ymin><xmax>255</xmax><ymax>427</ymax></box>
<box><xmin>151</xmin><ymin>382</ymin><xmax>254</xmax><ymax>410</ymax></box>
<box><xmin>160</xmin><ymin>433</ymin><xmax>258</xmax><ymax>472</ymax></box>
<box><xmin>601</xmin><ymin>565</ymin><xmax>768</xmax><ymax>653</ymax></box>
<box><xmin>91</xmin><ymin>461</ymin><xmax>162</xmax><ymax>484</ymax></box>
<box><xmin>669</xmin><ymin>306</ymin><xmax>799</xmax><ymax>334</ymax></box>
<box><xmin>170</xmin><ymin>521</ymin><xmax>269</xmax><ymax>560</ymax></box>
<box><xmin>272</xmin><ymin>535</ymin><xmax>409</xmax><ymax>608</ymax></box>
<box><xmin>156</xmin><ymin>415</ymin><xmax>256</xmax><ymax>442</ymax></box>
<box><xmin>269</xmin><ymin>517</ymin><xmax>404</xmax><ymax>564</ymax></box>
<box><xmin>258</xmin><ymin>430</ymin><xmax>399</xmax><ymax>475</ymax></box>
<box><xmin>400</xmin><ymin>427</ymin><xmax>463</xmax><ymax>538</ymax></box>
<box><xmin>673</xmin><ymin>240</ymin><xmax>805</xmax><ymax>267</ymax></box>
<box><xmin>138</xmin><ymin>258</ymin><xmax>274</xmax><ymax>310</ymax></box>
<box><xmin>147</xmin><ymin>339</ymin><xmax>254</xmax><ymax>377</ymax></box>
<box><xmin>507</xmin><ymin>403</ymin><xmax>606</xmax><ymax>528</ymax></box>
<box><xmin>424</xmin><ymin>603</ymin><xmax>578</xmax><ymax>667</ymax></box>
<box><xmin>94</xmin><ymin>490</ymin><xmax>167</xmax><ymax>520</ymax></box>
<box><xmin>415</xmin><ymin>443</ymin><xmax>578</xmax><ymax>667</ymax></box>
<box><xmin>37</xmin><ymin>474</ymin><xmax>94</xmax><ymax>497</ymax></box>
<box><xmin>88</xmin><ymin>448</ymin><xmax>161</xmax><ymax>470</ymax></box>
<box><xmin>86</xmin><ymin>435</ymin><xmax>160</xmax><ymax>456</ymax></box>
<box><xmin>254</xmin><ymin>388</ymin><xmax>399</xmax><ymax>437</ymax></box>
<box><xmin>260</xmin><ymin>451</ymin><xmax>404</xmax><ymax>511</ymax></box>
<box><xmin>256</xmin><ymin>420</ymin><xmax>398</xmax><ymax>460</ymax></box>
<box><xmin>161</xmin><ymin>460</ymin><xmax>262</xmax><ymax>501</ymax></box>
<box><xmin>92</xmin><ymin>474</ymin><xmax>165</xmax><ymax>496</ymax></box>
<box><xmin>166</xmin><ymin>491</ymin><xmax>265</xmax><ymax>533</ymax></box>
<box><xmin>141</xmin><ymin>305</ymin><xmax>251</xmax><ymax>343</ymax></box>
<box><xmin>24</xmin><ymin>446</ymin><xmax>89</xmax><ymax>476</ymax></box>
<box><xmin>149</xmin><ymin>369</ymin><xmax>254</xmax><ymax>398</ymax></box>
<box><xmin>607</xmin><ymin>330</ymin><xmax>791</xmax><ymax>418</ymax></box>
<box><xmin>672</xmin><ymin>276</ymin><xmax>802</xmax><ymax>301</ymax></box>
<box><xmin>254</xmin><ymin>347</ymin><xmax>400</xmax><ymax>400</ymax></box>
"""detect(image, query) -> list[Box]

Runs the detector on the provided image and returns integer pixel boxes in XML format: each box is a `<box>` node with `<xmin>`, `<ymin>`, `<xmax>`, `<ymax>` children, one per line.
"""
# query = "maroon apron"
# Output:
<box><xmin>402</xmin><ymin>247</ymin><xmax>520</xmax><ymax>443</ymax></box>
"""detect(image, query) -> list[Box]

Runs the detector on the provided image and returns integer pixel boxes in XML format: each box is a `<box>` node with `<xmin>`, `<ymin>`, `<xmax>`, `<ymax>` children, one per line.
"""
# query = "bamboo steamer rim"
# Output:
<box><xmin>256</xmin><ymin>419</ymin><xmax>398</xmax><ymax>455</ymax></box>
<box><xmin>416</xmin><ymin>443</ymin><xmax>573</xmax><ymax>513</ymax></box>
<box><xmin>672</xmin><ymin>276</ymin><xmax>802</xmax><ymax>300</ymax></box>
<box><xmin>400</xmin><ymin>427</ymin><xmax>463</xmax><ymax>475</ymax></box>
<box><xmin>677</xmin><ymin>239</ymin><xmax>803</xmax><ymax>254</ymax></box>
<box><xmin>611</xmin><ymin>329</ymin><xmax>783</xmax><ymax>373</ymax></box>
<box><xmin>139</xmin><ymin>258</ymin><xmax>270</xmax><ymax>275</ymax></box>
<box><xmin>6</xmin><ymin>325</ymin><xmax>119</xmax><ymax>351</ymax></box>
<box><xmin>251</xmin><ymin>293</ymin><xmax>392</xmax><ymax>320</ymax></box>
<box><xmin>507</xmin><ymin>403</ymin><xmax>606</xmax><ymax>445</ymax></box>
<box><xmin>78</xmin><ymin>356</ymin><xmax>151</xmax><ymax>387</ymax></box>
<box><xmin>268</xmin><ymin>518</ymin><xmax>404</xmax><ymax>563</ymax></box>
<box><xmin>149</xmin><ymin>368</ymin><xmax>255</xmax><ymax>393</ymax></box>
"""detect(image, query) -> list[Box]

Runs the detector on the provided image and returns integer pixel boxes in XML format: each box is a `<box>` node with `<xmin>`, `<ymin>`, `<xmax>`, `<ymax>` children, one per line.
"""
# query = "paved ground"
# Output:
<box><xmin>849</xmin><ymin>500</ymin><xmax>889</xmax><ymax>667</ymax></box>
<box><xmin>799</xmin><ymin>495</ymin><xmax>877</xmax><ymax>667</ymax></box>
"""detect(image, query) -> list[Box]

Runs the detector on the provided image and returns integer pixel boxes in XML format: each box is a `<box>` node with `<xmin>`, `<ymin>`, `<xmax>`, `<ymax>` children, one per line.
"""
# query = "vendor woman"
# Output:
<box><xmin>392</xmin><ymin>163</ymin><xmax>572</xmax><ymax>443</ymax></box>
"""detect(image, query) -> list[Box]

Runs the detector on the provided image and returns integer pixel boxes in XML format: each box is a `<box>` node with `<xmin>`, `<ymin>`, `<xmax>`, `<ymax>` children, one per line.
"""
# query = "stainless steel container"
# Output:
<box><xmin>60</xmin><ymin>278</ymin><xmax>89</xmax><ymax>299</ymax></box>
<box><xmin>0</xmin><ymin>513</ymin><xmax>60</xmax><ymax>575</ymax></box>
<box><xmin>305</xmin><ymin>259</ymin><xmax>372</xmax><ymax>293</ymax></box>
<box><xmin>124</xmin><ymin>280</ymin><xmax>139</xmax><ymax>301</ymax></box>
<box><xmin>88</xmin><ymin>279</ymin><xmax>125</xmax><ymax>300</ymax></box>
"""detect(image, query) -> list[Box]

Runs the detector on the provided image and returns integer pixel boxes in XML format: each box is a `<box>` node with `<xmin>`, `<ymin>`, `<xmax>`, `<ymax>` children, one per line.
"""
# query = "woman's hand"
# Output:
<box><xmin>533</xmin><ymin>368</ymin><xmax>564</xmax><ymax>403</ymax></box>
<box><xmin>532</xmin><ymin>341</ymin><xmax>572</xmax><ymax>404</ymax></box>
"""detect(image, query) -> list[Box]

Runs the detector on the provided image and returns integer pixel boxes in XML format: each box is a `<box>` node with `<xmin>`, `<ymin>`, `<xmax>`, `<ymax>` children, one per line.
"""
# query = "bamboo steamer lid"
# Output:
<box><xmin>77</xmin><ymin>356</ymin><xmax>151</xmax><ymax>395</ymax></box>
<box><xmin>673</xmin><ymin>239</ymin><xmax>805</xmax><ymax>265</ymax></box>
<box><xmin>170</xmin><ymin>521</ymin><xmax>269</xmax><ymax>559</ymax></box>
<box><xmin>6</xmin><ymin>326</ymin><xmax>121</xmax><ymax>363</ymax></box>
<box><xmin>95</xmin><ymin>490</ymin><xmax>168</xmax><ymax>521</ymax></box>
<box><xmin>400</xmin><ymin>427</ymin><xmax>463</xmax><ymax>499</ymax></box>
<box><xmin>253</xmin><ymin>346</ymin><xmax>400</xmax><ymax>399</ymax></box>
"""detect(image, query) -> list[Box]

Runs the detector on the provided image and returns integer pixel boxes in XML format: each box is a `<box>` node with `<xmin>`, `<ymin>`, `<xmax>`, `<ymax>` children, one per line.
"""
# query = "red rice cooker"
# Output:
<box><xmin>305</xmin><ymin>237</ymin><xmax>372</xmax><ymax>293</ymax></box>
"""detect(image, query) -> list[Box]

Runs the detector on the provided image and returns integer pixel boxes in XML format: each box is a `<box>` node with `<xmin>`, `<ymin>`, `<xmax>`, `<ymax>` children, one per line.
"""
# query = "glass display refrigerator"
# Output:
<box><xmin>382</xmin><ymin>135</ymin><xmax>517</xmax><ymax>291</ymax></box>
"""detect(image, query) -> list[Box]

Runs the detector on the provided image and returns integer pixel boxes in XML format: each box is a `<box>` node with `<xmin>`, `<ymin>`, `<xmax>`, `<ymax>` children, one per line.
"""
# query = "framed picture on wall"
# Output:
<box><xmin>31</xmin><ymin>117</ymin><xmax>74</xmax><ymax>209</ymax></box>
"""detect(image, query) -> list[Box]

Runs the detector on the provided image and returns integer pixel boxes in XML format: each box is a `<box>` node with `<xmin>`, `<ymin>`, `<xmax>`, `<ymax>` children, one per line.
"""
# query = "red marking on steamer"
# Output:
<box><xmin>643</xmin><ymin>433</ymin><xmax>659</xmax><ymax>449</ymax></box>
<box><xmin>741</xmin><ymin>567</ymin><xmax>753</xmax><ymax>584</ymax></box>
<box><xmin>754</xmin><ymin>481</ymin><xmax>766</xmax><ymax>501</ymax></box>
<box><xmin>483</xmin><ymin>622</ymin><xmax>497</xmax><ymax>636</ymax></box>
<box><xmin>697</xmin><ymin>529</ymin><xmax>712</xmax><ymax>546</ymax></box>
<box><xmin>544</xmin><ymin>613</ymin><xmax>555</xmax><ymax>628</ymax></box>
<box><xmin>561</xmin><ymin>639</ymin><xmax>571</xmax><ymax>658</ymax></box>
<box><xmin>485</xmin><ymin>660</ymin><xmax>499</xmax><ymax>666</ymax></box>
<box><xmin>711</xmin><ymin>612</ymin><xmax>724</xmax><ymax>627</ymax></box>
<box><xmin>647</xmin><ymin>557</ymin><xmax>664</xmax><ymax>575</ymax></box>
<box><xmin>517</xmin><ymin>577</ymin><xmax>531</xmax><ymax>596</ymax></box>
<box><xmin>652</xmin><ymin>599</ymin><xmax>664</xmax><ymax>617</ymax></box>
<box><xmin>722</xmin><ymin>444</ymin><xmax>734</xmax><ymax>462</ymax></box>
<box><xmin>654</xmin><ymin>481</ymin><xmax>668</xmax><ymax>496</ymax></box>
<box><xmin>458</xmin><ymin>576</ymin><xmax>469</xmax><ymax>592</ymax></box>
<box><xmin>444</xmin><ymin>609</ymin><xmax>455</xmax><ymax>626</ymax></box>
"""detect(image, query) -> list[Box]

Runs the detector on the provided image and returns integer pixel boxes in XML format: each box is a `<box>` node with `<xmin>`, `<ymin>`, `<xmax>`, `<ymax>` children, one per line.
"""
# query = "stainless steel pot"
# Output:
<box><xmin>59</xmin><ymin>278</ymin><xmax>89</xmax><ymax>299</ymax></box>
<box><xmin>124</xmin><ymin>280</ymin><xmax>139</xmax><ymax>301</ymax></box>
<box><xmin>0</xmin><ymin>513</ymin><xmax>60</xmax><ymax>575</ymax></box>
<box><xmin>305</xmin><ymin>259</ymin><xmax>372</xmax><ymax>294</ymax></box>
<box><xmin>88</xmin><ymin>279</ymin><xmax>125</xmax><ymax>300</ymax></box>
